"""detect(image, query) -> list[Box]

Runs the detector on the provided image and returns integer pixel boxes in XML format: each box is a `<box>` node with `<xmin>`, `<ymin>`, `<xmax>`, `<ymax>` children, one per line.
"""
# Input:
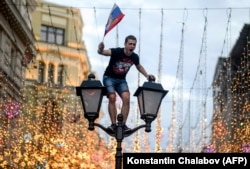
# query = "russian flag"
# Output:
<box><xmin>104</xmin><ymin>3</ymin><xmax>125</xmax><ymax>37</ymax></box>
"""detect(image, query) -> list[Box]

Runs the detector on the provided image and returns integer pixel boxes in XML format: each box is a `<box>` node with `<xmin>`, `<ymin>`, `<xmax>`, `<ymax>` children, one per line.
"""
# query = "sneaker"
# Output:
<box><xmin>107</xmin><ymin>124</ymin><xmax>116</xmax><ymax>132</ymax></box>
<box><xmin>123</xmin><ymin>124</ymin><xmax>131</xmax><ymax>133</ymax></box>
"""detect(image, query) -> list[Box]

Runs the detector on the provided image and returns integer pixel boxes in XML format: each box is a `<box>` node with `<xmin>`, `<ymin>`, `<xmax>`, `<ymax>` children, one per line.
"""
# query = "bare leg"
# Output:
<box><xmin>108</xmin><ymin>93</ymin><xmax>117</xmax><ymax>124</ymax></box>
<box><xmin>120</xmin><ymin>91</ymin><xmax>130</xmax><ymax>125</ymax></box>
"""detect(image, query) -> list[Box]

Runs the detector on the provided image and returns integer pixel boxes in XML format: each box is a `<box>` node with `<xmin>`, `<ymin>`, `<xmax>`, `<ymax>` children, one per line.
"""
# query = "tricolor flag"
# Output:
<box><xmin>104</xmin><ymin>3</ymin><xmax>125</xmax><ymax>37</ymax></box>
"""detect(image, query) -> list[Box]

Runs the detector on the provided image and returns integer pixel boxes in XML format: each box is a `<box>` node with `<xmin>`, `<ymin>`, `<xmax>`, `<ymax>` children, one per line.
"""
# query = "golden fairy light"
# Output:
<box><xmin>0</xmin><ymin>83</ymin><xmax>115</xmax><ymax>168</ymax></box>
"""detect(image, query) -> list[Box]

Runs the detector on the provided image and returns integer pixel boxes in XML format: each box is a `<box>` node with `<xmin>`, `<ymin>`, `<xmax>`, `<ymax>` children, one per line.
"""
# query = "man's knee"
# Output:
<box><xmin>121</xmin><ymin>92</ymin><xmax>130</xmax><ymax>103</ymax></box>
<box><xmin>108</xmin><ymin>93</ymin><xmax>116</xmax><ymax>103</ymax></box>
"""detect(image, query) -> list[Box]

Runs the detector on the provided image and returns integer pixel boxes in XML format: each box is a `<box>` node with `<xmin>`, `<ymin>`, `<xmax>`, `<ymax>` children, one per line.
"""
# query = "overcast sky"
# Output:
<box><xmin>42</xmin><ymin>0</ymin><xmax>249</xmax><ymax>98</ymax></box>
<box><xmin>44</xmin><ymin>0</ymin><xmax>250</xmax><ymax>151</ymax></box>
<box><xmin>44</xmin><ymin>0</ymin><xmax>250</xmax><ymax>90</ymax></box>
<box><xmin>43</xmin><ymin>0</ymin><xmax>250</xmax><ymax>111</ymax></box>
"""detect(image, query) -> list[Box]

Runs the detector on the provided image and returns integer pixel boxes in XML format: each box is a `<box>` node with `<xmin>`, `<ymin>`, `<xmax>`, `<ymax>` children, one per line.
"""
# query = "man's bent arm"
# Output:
<box><xmin>98</xmin><ymin>49</ymin><xmax>111</xmax><ymax>56</ymax></box>
<box><xmin>136</xmin><ymin>64</ymin><xmax>149</xmax><ymax>79</ymax></box>
<box><xmin>97</xmin><ymin>42</ymin><xmax>111</xmax><ymax>56</ymax></box>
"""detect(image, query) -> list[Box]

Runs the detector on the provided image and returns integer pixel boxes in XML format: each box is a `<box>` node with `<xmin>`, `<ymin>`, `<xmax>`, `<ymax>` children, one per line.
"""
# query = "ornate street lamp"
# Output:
<box><xmin>75</xmin><ymin>73</ymin><xmax>106</xmax><ymax>130</ymax></box>
<box><xmin>134</xmin><ymin>77</ymin><xmax>168</xmax><ymax>132</ymax></box>
<box><xmin>76</xmin><ymin>74</ymin><xmax>168</xmax><ymax>169</ymax></box>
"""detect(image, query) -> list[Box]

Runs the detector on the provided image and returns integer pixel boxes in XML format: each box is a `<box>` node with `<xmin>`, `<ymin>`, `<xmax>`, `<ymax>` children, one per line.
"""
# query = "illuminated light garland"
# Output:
<box><xmin>242</xmin><ymin>143</ymin><xmax>250</xmax><ymax>153</ymax></box>
<box><xmin>67</xmin><ymin>113</ymin><xmax>80</xmax><ymax>123</ymax></box>
<box><xmin>2</xmin><ymin>100</ymin><xmax>20</xmax><ymax>119</ymax></box>
<box><xmin>24</xmin><ymin>133</ymin><xmax>32</xmax><ymax>143</ymax></box>
<box><xmin>211</xmin><ymin>37</ymin><xmax>250</xmax><ymax>152</ymax></box>
<box><xmin>0</xmin><ymin>138</ymin><xmax>4</xmax><ymax>145</ymax></box>
<box><xmin>203</xmin><ymin>144</ymin><xmax>216</xmax><ymax>153</ymax></box>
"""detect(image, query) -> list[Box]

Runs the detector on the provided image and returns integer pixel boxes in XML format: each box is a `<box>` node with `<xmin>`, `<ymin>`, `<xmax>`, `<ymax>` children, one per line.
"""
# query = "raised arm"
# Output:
<box><xmin>97</xmin><ymin>42</ymin><xmax>111</xmax><ymax>56</ymax></box>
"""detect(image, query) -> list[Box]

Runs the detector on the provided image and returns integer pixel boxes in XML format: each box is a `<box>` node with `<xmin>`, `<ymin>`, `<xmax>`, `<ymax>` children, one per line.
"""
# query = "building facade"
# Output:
<box><xmin>0</xmin><ymin>0</ymin><xmax>37</xmax><ymax>106</ymax></box>
<box><xmin>212</xmin><ymin>24</ymin><xmax>250</xmax><ymax>152</ymax></box>
<box><xmin>0</xmin><ymin>0</ymin><xmax>36</xmax><ymax>167</ymax></box>
<box><xmin>0</xmin><ymin>1</ymin><xmax>115</xmax><ymax>168</ymax></box>
<box><xmin>26</xmin><ymin>0</ymin><xmax>90</xmax><ymax>86</ymax></box>
<box><xmin>23</xmin><ymin>0</ymin><xmax>92</xmax><ymax>143</ymax></box>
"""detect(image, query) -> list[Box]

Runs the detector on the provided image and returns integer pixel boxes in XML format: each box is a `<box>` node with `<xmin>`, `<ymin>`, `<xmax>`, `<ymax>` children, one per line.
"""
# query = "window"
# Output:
<box><xmin>41</xmin><ymin>25</ymin><xmax>65</xmax><ymax>45</ymax></box>
<box><xmin>57</xmin><ymin>65</ymin><xmax>65</xmax><ymax>86</ymax></box>
<box><xmin>38</xmin><ymin>61</ymin><xmax>45</xmax><ymax>83</ymax></box>
<box><xmin>10</xmin><ymin>48</ymin><xmax>15</xmax><ymax>78</ymax></box>
<box><xmin>48</xmin><ymin>63</ymin><xmax>54</xmax><ymax>84</ymax></box>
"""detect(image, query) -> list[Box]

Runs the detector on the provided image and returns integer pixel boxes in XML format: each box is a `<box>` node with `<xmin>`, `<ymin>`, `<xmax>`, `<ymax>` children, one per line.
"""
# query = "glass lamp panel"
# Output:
<box><xmin>81</xmin><ymin>89</ymin><xmax>102</xmax><ymax>113</ymax></box>
<box><xmin>142</xmin><ymin>90</ymin><xmax>163</xmax><ymax>116</ymax></box>
<box><xmin>137</xmin><ymin>92</ymin><xmax>144</xmax><ymax>115</ymax></box>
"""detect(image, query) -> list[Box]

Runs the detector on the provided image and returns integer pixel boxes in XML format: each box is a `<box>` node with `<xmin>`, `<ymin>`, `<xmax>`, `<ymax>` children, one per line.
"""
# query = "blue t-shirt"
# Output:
<box><xmin>104</xmin><ymin>47</ymin><xmax>140</xmax><ymax>79</ymax></box>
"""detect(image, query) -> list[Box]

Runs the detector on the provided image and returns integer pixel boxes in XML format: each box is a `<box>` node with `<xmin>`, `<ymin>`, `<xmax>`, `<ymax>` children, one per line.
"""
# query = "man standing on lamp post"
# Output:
<box><xmin>97</xmin><ymin>35</ymin><xmax>155</xmax><ymax>133</ymax></box>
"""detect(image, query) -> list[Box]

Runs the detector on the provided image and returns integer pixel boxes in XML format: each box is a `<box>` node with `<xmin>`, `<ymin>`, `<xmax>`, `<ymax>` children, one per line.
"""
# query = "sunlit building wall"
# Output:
<box><xmin>22</xmin><ymin>0</ymin><xmax>92</xmax><ymax>141</ymax></box>
<box><xmin>26</xmin><ymin>0</ymin><xmax>90</xmax><ymax>86</ymax></box>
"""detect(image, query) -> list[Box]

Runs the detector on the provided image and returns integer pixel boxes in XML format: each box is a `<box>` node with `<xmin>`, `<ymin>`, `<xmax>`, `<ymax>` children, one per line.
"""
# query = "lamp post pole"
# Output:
<box><xmin>115</xmin><ymin>114</ymin><xmax>125</xmax><ymax>169</ymax></box>
<box><xmin>76</xmin><ymin>74</ymin><xmax>168</xmax><ymax>169</ymax></box>
<box><xmin>94</xmin><ymin>114</ymin><xmax>147</xmax><ymax>169</ymax></box>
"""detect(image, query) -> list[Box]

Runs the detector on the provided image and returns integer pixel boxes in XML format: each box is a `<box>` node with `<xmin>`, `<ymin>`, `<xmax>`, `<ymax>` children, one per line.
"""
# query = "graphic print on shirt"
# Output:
<box><xmin>113</xmin><ymin>58</ymin><xmax>134</xmax><ymax>75</ymax></box>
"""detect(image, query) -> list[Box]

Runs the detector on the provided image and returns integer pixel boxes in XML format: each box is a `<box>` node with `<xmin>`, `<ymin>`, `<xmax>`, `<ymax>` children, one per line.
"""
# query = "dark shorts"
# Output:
<box><xmin>103</xmin><ymin>76</ymin><xmax>129</xmax><ymax>96</ymax></box>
